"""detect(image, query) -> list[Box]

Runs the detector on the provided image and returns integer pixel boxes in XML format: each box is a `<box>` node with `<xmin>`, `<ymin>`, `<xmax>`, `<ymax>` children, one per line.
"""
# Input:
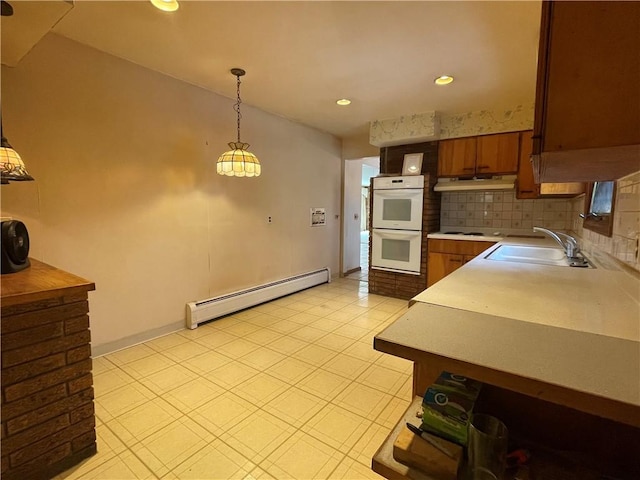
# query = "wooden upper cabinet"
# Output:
<box><xmin>518</xmin><ymin>130</ymin><xmax>586</xmax><ymax>199</ymax></box>
<box><xmin>476</xmin><ymin>133</ymin><xmax>519</xmax><ymax>175</ymax></box>
<box><xmin>532</xmin><ymin>1</ymin><xmax>640</xmax><ymax>182</ymax></box>
<box><xmin>438</xmin><ymin>137</ymin><xmax>477</xmax><ymax>177</ymax></box>
<box><xmin>517</xmin><ymin>131</ymin><xmax>540</xmax><ymax>199</ymax></box>
<box><xmin>438</xmin><ymin>133</ymin><xmax>519</xmax><ymax>178</ymax></box>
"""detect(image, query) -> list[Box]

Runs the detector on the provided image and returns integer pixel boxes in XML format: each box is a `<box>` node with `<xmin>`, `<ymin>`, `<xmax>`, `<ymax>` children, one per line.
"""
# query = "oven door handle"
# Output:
<box><xmin>374</xmin><ymin>189</ymin><xmax>423</xmax><ymax>197</ymax></box>
<box><xmin>374</xmin><ymin>229</ymin><xmax>421</xmax><ymax>238</ymax></box>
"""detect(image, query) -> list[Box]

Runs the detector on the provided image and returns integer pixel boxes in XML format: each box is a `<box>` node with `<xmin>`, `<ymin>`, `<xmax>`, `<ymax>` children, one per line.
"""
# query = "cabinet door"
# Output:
<box><xmin>476</xmin><ymin>132</ymin><xmax>519</xmax><ymax>175</ymax></box>
<box><xmin>532</xmin><ymin>1</ymin><xmax>640</xmax><ymax>182</ymax></box>
<box><xmin>438</xmin><ymin>138</ymin><xmax>477</xmax><ymax>177</ymax></box>
<box><xmin>462</xmin><ymin>254</ymin><xmax>478</xmax><ymax>265</ymax></box>
<box><xmin>516</xmin><ymin>131</ymin><xmax>540</xmax><ymax>199</ymax></box>
<box><xmin>427</xmin><ymin>252</ymin><xmax>464</xmax><ymax>287</ymax></box>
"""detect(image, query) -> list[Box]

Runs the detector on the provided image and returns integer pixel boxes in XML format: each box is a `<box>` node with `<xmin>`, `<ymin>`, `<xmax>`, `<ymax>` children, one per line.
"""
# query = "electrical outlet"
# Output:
<box><xmin>268</xmin><ymin>216</ymin><xmax>272</xmax><ymax>224</ymax></box>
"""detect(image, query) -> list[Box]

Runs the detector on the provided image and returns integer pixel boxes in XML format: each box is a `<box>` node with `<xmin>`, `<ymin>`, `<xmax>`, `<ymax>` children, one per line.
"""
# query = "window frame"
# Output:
<box><xmin>582</xmin><ymin>181</ymin><xmax>616</xmax><ymax>237</ymax></box>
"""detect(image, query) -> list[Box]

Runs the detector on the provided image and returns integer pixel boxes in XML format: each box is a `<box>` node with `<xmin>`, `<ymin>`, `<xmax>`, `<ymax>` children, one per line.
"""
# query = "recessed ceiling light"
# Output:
<box><xmin>336</xmin><ymin>99</ymin><xmax>351</xmax><ymax>106</ymax></box>
<box><xmin>150</xmin><ymin>0</ymin><xmax>179</xmax><ymax>12</ymax></box>
<box><xmin>434</xmin><ymin>75</ymin><xmax>454</xmax><ymax>86</ymax></box>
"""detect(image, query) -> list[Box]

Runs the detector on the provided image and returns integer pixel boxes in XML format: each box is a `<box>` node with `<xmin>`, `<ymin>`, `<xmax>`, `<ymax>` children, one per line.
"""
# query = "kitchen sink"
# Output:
<box><xmin>485</xmin><ymin>245</ymin><xmax>592</xmax><ymax>267</ymax></box>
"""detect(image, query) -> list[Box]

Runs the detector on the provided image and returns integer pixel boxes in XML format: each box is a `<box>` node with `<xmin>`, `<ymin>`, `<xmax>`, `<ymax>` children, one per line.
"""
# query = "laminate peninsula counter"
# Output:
<box><xmin>373</xmin><ymin>237</ymin><xmax>640</xmax><ymax>478</ymax></box>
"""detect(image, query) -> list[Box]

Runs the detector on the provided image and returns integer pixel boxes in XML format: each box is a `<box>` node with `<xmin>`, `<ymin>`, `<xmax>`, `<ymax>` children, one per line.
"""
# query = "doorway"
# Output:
<box><xmin>342</xmin><ymin>157</ymin><xmax>379</xmax><ymax>280</ymax></box>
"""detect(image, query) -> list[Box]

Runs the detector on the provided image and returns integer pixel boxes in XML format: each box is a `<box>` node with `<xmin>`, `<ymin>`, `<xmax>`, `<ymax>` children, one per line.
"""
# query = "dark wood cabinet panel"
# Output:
<box><xmin>532</xmin><ymin>1</ymin><xmax>640</xmax><ymax>182</ymax></box>
<box><xmin>427</xmin><ymin>240</ymin><xmax>496</xmax><ymax>287</ymax></box>
<box><xmin>437</xmin><ymin>137</ymin><xmax>477</xmax><ymax>177</ymax></box>
<box><xmin>517</xmin><ymin>131</ymin><xmax>540</xmax><ymax>199</ymax></box>
<box><xmin>438</xmin><ymin>133</ymin><xmax>519</xmax><ymax>178</ymax></box>
<box><xmin>518</xmin><ymin>130</ymin><xmax>586</xmax><ymax>199</ymax></box>
<box><xmin>476</xmin><ymin>132</ymin><xmax>519</xmax><ymax>176</ymax></box>
<box><xmin>427</xmin><ymin>252</ymin><xmax>463</xmax><ymax>287</ymax></box>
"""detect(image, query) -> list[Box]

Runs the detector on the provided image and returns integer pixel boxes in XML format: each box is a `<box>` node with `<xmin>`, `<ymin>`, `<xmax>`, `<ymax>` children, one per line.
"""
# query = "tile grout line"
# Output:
<box><xmin>76</xmin><ymin>278</ymin><xmax>411</xmax><ymax>479</ymax></box>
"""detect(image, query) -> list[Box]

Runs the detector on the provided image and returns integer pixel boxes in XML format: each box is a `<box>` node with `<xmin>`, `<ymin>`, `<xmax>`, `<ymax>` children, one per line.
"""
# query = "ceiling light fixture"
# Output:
<box><xmin>217</xmin><ymin>68</ymin><xmax>261</xmax><ymax>178</ymax></box>
<box><xmin>150</xmin><ymin>0</ymin><xmax>179</xmax><ymax>12</ymax></box>
<box><xmin>336</xmin><ymin>99</ymin><xmax>351</xmax><ymax>106</ymax></box>
<box><xmin>434</xmin><ymin>75</ymin><xmax>454</xmax><ymax>86</ymax></box>
<box><xmin>1</xmin><ymin>118</ymin><xmax>34</xmax><ymax>184</ymax></box>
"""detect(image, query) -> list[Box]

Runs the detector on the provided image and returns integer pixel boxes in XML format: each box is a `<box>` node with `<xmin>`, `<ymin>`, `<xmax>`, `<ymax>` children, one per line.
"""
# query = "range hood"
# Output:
<box><xmin>434</xmin><ymin>175</ymin><xmax>517</xmax><ymax>192</ymax></box>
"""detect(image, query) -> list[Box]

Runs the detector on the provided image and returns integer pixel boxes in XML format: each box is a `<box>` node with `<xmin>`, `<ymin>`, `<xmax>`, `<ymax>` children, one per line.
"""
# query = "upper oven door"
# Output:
<box><xmin>372</xmin><ymin>188</ymin><xmax>424</xmax><ymax>230</ymax></box>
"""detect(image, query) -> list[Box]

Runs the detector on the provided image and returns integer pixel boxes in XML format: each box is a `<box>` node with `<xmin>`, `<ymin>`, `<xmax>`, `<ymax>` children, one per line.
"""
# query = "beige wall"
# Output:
<box><xmin>1</xmin><ymin>34</ymin><xmax>342</xmax><ymax>353</ymax></box>
<box><xmin>342</xmin><ymin>130</ymin><xmax>379</xmax><ymax>160</ymax></box>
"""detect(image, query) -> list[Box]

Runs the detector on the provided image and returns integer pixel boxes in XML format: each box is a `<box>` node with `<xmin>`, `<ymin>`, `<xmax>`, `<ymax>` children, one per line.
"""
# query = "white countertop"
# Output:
<box><xmin>375</xmin><ymin>236</ymin><xmax>640</xmax><ymax>415</ymax></box>
<box><xmin>415</xmin><ymin>237</ymin><xmax>640</xmax><ymax>341</ymax></box>
<box><xmin>376</xmin><ymin>302</ymin><xmax>640</xmax><ymax>408</ymax></box>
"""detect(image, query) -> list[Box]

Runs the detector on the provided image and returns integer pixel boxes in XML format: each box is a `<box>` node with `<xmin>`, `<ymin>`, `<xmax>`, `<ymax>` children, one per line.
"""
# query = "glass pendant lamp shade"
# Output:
<box><xmin>217</xmin><ymin>68</ymin><xmax>261</xmax><ymax>177</ymax></box>
<box><xmin>1</xmin><ymin>136</ymin><xmax>34</xmax><ymax>183</ymax></box>
<box><xmin>217</xmin><ymin>142</ymin><xmax>261</xmax><ymax>177</ymax></box>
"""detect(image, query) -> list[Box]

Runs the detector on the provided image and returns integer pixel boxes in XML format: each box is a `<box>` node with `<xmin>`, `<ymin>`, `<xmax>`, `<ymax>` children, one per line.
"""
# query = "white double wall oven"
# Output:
<box><xmin>371</xmin><ymin>175</ymin><xmax>424</xmax><ymax>275</ymax></box>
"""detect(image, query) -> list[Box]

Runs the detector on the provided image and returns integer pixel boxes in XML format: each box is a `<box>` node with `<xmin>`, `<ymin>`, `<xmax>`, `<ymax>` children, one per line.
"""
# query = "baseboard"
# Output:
<box><xmin>343</xmin><ymin>266</ymin><xmax>362</xmax><ymax>276</ymax></box>
<box><xmin>91</xmin><ymin>320</ymin><xmax>185</xmax><ymax>357</ymax></box>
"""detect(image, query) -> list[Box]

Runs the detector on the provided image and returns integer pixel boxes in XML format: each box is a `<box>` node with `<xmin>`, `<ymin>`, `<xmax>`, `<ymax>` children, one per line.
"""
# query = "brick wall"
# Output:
<box><xmin>1</xmin><ymin>292</ymin><xmax>96</xmax><ymax>480</ymax></box>
<box><xmin>369</xmin><ymin>142</ymin><xmax>441</xmax><ymax>299</ymax></box>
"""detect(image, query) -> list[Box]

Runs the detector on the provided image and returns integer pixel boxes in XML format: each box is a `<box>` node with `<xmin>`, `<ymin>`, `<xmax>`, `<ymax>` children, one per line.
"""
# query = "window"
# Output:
<box><xmin>583</xmin><ymin>181</ymin><xmax>616</xmax><ymax>236</ymax></box>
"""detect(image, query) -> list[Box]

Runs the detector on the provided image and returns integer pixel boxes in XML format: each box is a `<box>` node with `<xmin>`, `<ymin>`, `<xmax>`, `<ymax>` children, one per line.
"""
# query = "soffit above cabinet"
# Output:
<box><xmin>1</xmin><ymin>0</ymin><xmax>74</xmax><ymax>67</ymax></box>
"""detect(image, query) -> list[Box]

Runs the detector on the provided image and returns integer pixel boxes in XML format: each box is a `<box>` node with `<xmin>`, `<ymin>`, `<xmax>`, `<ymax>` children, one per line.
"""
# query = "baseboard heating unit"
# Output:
<box><xmin>186</xmin><ymin>267</ymin><xmax>331</xmax><ymax>329</ymax></box>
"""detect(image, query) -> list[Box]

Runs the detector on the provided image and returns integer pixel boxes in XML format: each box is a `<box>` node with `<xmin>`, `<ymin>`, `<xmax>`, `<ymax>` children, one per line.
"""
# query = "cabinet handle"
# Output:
<box><xmin>449</xmin><ymin>258</ymin><xmax>462</xmax><ymax>263</ymax></box>
<box><xmin>520</xmin><ymin>190</ymin><xmax>534</xmax><ymax>193</ymax></box>
<box><xmin>463</xmin><ymin>167</ymin><xmax>474</xmax><ymax>171</ymax></box>
<box><xmin>477</xmin><ymin>165</ymin><xmax>490</xmax><ymax>169</ymax></box>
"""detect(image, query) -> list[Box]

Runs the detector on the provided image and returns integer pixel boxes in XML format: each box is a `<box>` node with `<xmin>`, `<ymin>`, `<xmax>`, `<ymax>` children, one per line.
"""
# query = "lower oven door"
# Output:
<box><xmin>371</xmin><ymin>228</ymin><xmax>422</xmax><ymax>275</ymax></box>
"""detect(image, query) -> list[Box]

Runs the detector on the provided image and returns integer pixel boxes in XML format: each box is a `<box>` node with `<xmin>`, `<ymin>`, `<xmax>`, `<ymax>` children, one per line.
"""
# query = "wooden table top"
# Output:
<box><xmin>1</xmin><ymin>258</ymin><xmax>95</xmax><ymax>307</ymax></box>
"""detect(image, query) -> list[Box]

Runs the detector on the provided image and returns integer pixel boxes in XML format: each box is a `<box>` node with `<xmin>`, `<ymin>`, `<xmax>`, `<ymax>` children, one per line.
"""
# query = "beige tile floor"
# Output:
<box><xmin>56</xmin><ymin>274</ymin><xmax>412</xmax><ymax>480</ymax></box>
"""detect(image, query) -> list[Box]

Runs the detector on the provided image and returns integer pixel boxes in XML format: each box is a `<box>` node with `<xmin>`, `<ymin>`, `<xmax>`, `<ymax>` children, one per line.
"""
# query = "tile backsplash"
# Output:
<box><xmin>441</xmin><ymin>191</ymin><xmax>574</xmax><ymax>232</ymax></box>
<box><xmin>571</xmin><ymin>171</ymin><xmax>640</xmax><ymax>272</ymax></box>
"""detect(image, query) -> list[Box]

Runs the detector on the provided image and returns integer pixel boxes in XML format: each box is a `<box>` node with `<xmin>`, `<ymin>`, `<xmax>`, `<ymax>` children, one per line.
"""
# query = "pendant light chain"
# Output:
<box><xmin>216</xmin><ymin>67</ymin><xmax>260</xmax><ymax>177</ymax></box>
<box><xmin>234</xmin><ymin>74</ymin><xmax>242</xmax><ymax>144</ymax></box>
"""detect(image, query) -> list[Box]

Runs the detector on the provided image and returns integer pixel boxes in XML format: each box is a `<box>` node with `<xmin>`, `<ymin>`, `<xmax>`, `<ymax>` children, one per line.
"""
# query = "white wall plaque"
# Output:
<box><xmin>310</xmin><ymin>208</ymin><xmax>326</xmax><ymax>227</ymax></box>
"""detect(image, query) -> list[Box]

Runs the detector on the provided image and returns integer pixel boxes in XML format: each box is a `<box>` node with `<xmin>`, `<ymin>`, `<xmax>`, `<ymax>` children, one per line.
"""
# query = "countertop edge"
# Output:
<box><xmin>374</xmin><ymin>302</ymin><xmax>640</xmax><ymax>427</ymax></box>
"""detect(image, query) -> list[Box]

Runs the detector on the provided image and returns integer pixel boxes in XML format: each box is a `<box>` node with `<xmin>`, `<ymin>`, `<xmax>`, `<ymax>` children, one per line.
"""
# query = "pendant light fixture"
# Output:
<box><xmin>216</xmin><ymin>68</ymin><xmax>261</xmax><ymax>178</ymax></box>
<box><xmin>0</xmin><ymin>117</ymin><xmax>34</xmax><ymax>184</ymax></box>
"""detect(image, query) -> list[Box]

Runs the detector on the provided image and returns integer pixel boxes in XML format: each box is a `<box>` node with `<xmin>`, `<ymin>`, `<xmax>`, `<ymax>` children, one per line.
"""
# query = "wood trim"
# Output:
<box><xmin>1</xmin><ymin>259</ymin><xmax>95</xmax><ymax>308</ymax></box>
<box><xmin>532</xmin><ymin>0</ymin><xmax>553</xmax><ymax>159</ymax></box>
<box><xmin>342</xmin><ymin>266</ymin><xmax>361</xmax><ymax>276</ymax></box>
<box><xmin>374</xmin><ymin>336</ymin><xmax>640</xmax><ymax>428</ymax></box>
<box><xmin>427</xmin><ymin>239</ymin><xmax>495</xmax><ymax>256</ymax></box>
<box><xmin>538</xmin><ymin>144</ymin><xmax>640</xmax><ymax>183</ymax></box>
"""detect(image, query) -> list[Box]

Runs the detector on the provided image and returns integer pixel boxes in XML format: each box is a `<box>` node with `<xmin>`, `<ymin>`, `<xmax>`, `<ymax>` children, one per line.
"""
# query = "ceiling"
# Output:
<box><xmin>2</xmin><ymin>0</ymin><xmax>543</xmax><ymax>140</ymax></box>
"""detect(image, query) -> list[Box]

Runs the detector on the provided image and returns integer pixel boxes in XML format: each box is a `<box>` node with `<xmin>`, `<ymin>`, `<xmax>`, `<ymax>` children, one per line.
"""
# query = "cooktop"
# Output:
<box><xmin>443</xmin><ymin>231</ymin><xmax>485</xmax><ymax>236</ymax></box>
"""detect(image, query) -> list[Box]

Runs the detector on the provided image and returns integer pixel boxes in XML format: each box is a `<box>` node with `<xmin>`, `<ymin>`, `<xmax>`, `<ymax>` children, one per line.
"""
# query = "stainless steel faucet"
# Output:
<box><xmin>533</xmin><ymin>226</ymin><xmax>580</xmax><ymax>258</ymax></box>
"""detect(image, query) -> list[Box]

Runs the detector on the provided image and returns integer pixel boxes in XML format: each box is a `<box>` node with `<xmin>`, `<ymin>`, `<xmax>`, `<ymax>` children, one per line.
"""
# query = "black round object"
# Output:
<box><xmin>1</xmin><ymin>220</ymin><xmax>31</xmax><ymax>274</ymax></box>
<box><xmin>1</xmin><ymin>1</ymin><xmax>14</xmax><ymax>17</ymax></box>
